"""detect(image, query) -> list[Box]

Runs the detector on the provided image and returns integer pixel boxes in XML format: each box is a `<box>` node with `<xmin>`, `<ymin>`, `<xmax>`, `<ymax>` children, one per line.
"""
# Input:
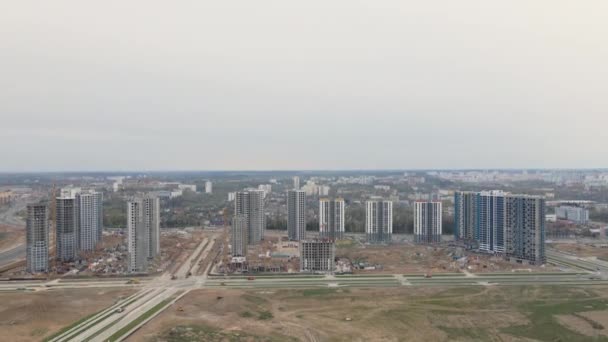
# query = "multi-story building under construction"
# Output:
<box><xmin>26</xmin><ymin>203</ymin><xmax>49</xmax><ymax>273</ymax></box>
<box><xmin>300</xmin><ymin>240</ymin><xmax>335</xmax><ymax>273</ymax></box>
<box><xmin>231</xmin><ymin>215</ymin><xmax>248</xmax><ymax>257</ymax></box>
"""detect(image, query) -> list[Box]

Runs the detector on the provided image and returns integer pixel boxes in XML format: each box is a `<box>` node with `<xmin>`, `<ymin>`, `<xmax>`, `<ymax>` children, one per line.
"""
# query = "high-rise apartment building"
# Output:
<box><xmin>454</xmin><ymin>190</ymin><xmax>506</xmax><ymax>252</ymax></box>
<box><xmin>231</xmin><ymin>215</ymin><xmax>248</xmax><ymax>257</ymax></box>
<box><xmin>205</xmin><ymin>181</ymin><xmax>213</xmax><ymax>194</ymax></box>
<box><xmin>235</xmin><ymin>190</ymin><xmax>266</xmax><ymax>244</ymax></box>
<box><xmin>293</xmin><ymin>176</ymin><xmax>300</xmax><ymax>190</ymax></box>
<box><xmin>26</xmin><ymin>204</ymin><xmax>49</xmax><ymax>273</ymax></box>
<box><xmin>505</xmin><ymin>195</ymin><xmax>546</xmax><ymax>265</ymax></box>
<box><xmin>77</xmin><ymin>190</ymin><xmax>103</xmax><ymax>251</ymax></box>
<box><xmin>454</xmin><ymin>191</ymin><xmax>476</xmax><ymax>241</ymax></box>
<box><xmin>366</xmin><ymin>200</ymin><xmax>393</xmax><ymax>243</ymax></box>
<box><xmin>55</xmin><ymin>188</ymin><xmax>103</xmax><ymax>261</ymax></box>
<box><xmin>319</xmin><ymin>198</ymin><xmax>345</xmax><ymax>240</ymax></box>
<box><xmin>288</xmin><ymin>190</ymin><xmax>306</xmax><ymax>241</ymax></box>
<box><xmin>127</xmin><ymin>196</ymin><xmax>160</xmax><ymax>273</ymax></box>
<box><xmin>555</xmin><ymin>206</ymin><xmax>589</xmax><ymax>224</ymax></box>
<box><xmin>56</xmin><ymin>194</ymin><xmax>78</xmax><ymax>262</ymax></box>
<box><xmin>454</xmin><ymin>191</ymin><xmax>545</xmax><ymax>265</ymax></box>
<box><xmin>414</xmin><ymin>201</ymin><xmax>442</xmax><ymax>244</ymax></box>
<box><xmin>300</xmin><ymin>240</ymin><xmax>335</xmax><ymax>273</ymax></box>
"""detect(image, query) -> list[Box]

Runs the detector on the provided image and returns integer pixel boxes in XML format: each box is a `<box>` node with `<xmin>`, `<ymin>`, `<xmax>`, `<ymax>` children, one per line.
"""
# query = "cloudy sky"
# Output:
<box><xmin>1</xmin><ymin>1</ymin><xmax>607</xmax><ymax>171</ymax></box>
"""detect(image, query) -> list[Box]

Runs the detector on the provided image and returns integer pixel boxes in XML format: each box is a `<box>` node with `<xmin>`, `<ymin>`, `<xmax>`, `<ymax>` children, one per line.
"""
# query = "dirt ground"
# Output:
<box><xmin>335</xmin><ymin>242</ymin><xmax>555</xmax><ymax>274</ymax></box>
<box><xmin>0</xmin><ymin>288</ymin><xmax>135</xmax><ymax>342</ymax></box>
<box><xmin>0</xmin><ymin>224</ymin><xmax>25</xmax><ymax>252</ymax></box>
<box><xmin>550</xmin><ymin>243</ymin><xmax>608</xmax><ymax>260</ymax></box>
<box><xmin>129</xmin><ymin>286</ymin><xmax>608</xmax><ymax>342</ymax></box>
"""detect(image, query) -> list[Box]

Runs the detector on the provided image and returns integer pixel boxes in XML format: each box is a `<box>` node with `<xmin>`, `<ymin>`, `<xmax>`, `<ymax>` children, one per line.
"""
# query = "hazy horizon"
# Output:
<box><xmin>2</xmin><ymin>1</ymin><xmax>607</xmax><ymax>172</ymax></box>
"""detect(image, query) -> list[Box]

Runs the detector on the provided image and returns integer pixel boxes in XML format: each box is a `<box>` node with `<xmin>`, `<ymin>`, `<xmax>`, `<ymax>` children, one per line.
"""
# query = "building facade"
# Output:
<box><xmin>77</xmin><ymin>190</ymin><xmax>103</xmax><ymax>251</ymax></box>
<box><xmin>454</xmin><ymin>190</ymin><xmax>506</xmax><ymax>253</ymax></box>
<box><xmin>56</xmin><ymin>195</ymin><xmax>79</xmax><ymax>262</ymax></box>
<box><xmin>293</xmin><ymin>176</ymin><xmax>300</xmax><ymax>190</ymax></box>
<box><xmin>319</xmin><ymin>198</ymin><xmax>345</xmax><ymax>240</ymax></box>
<box><xmin>26</xmin><ymin>204</ymin><xmax>49</xmax><ymax>273</ymax></box>
<box><xmin>505</xmin><ymin>195</ymin><xmax>546</xmax><ymax>265</ymax></box>
<box><xmin>414</xmin><ymin>201</ymin><xmax>442</xmax><ymax>244</ymax></box>
<box><xmin>127</xmin><ymin>196</ymin><xmax>160</xmax><ymax>273</ymax></box>
<box><xmin>231</xmin><ymin>215</ymin><xmax>248</xmax><ymax>257</ymax></box>
<box><xmin>555</xmin><ymin>206</ymin><xmax>589</xmax><ymax>224</ymax></box>
<box><xmin>366</xmin><ymin>200</ymin><xmax>393</xmax><ymax>244</ymax></box>
<box><xmin>235</xmin><ymin>190</ymin><xmax>266</xmax><ymax>244</ymax></box>
<box><xmin>454</xmin><ymin>191</ymin><xmax>546</xmax><ymax>265</ymax></box>
<box><xmin>288</xmin><ymin>190</ymin><xmax>307</xmax><ymax>241</ymax></box>
<box><xmin>205</xmin><ymin>181</ymin><xmax>213</xmax><ymax>194</ymax></box>
<box><xmin>300</xmin><ymin>240</ymin><xmax>335</xmax><ymax>273</ymax></box>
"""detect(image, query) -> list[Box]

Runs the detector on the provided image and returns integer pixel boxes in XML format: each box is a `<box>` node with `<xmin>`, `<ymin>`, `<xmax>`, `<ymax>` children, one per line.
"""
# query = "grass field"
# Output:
<box><xmin>129</xmin><ymin>285</ymin><xmax>608</xmax><ymax>341</ymax></box>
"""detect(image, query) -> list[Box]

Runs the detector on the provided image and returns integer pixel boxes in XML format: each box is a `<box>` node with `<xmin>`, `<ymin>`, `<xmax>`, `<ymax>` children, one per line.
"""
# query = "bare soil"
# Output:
<box><xmin>0</xmin><ymin>288</ymin><xmax>135</xmax><ymax>342</ymax></box>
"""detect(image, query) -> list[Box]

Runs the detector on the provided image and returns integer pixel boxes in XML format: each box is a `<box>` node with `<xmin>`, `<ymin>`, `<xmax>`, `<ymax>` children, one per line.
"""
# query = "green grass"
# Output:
<box><xmin>106</xmin><ymin>298</ymin><xmax>173</xmax><ymax>342</ymax></box>
<box><xmin>301</xmin><ymin>288</ymin><xmax>346</xmax><ymax>297</ymax></box>
<box><xmin>500</xmin><ymin>287</ymin><xmax>608</xmax><ymax>341</ymax></box>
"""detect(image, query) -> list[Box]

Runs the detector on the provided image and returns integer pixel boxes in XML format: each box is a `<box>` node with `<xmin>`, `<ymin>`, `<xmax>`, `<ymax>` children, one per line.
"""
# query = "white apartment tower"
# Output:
<box><xmin>366</xmin><ymin>200</ymin><xmax>393</xmax><ymax>244</ymax></box>
<box><xmin>235</xmin><ymin>190</ymin><xmax>266</xmax><ymax>244</ymax></box>
<box><xmin>77</xmin><ymin>189</ymin><xmax>103</xmax><ymax>251</ymax></box>
<box><xmin>414</xmin><ymin>201</ymin><xmax>442</xmax><ymax>244</ymax></box>
<box><xmin>319</xmin><ymin>198</ymin><xmax>345</xmax><ymax>240</ymax></box>
<box><xmin>26</xmin><ymin>204</ymin><xmax>49</xmax><ymax>273</ymax></box>
<box><xmin>127</xmin><ymin>196</ymin><xmax>160</xmax><ymax>273</ymax></box>
<box><xmin>293</xmin><ymin>176</ymin><xmax>300</xmax><ymax>190</ymax></box>
<box><xmin>288</xmin><ymin>190</ymin><xmax>307</xmax><ymax>241</ymax></box>
<box><xmin>205</xmin><ymin>181</ymin><xmax>213</xmax><ymax>194</ymax></box>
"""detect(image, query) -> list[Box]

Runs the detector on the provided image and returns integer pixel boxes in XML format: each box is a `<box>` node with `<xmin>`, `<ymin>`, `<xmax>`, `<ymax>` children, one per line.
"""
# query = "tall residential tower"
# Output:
<box><xmin>454</xmin><ymin>191</ymin><xmax>546</xmax><ymax>265</ymax></box>
<box><xmin>288</xmin><ymin>190</ymin><xmax>307</xmax><ymax>241</ymax></box>
<box><xmin>319</xmin><ymin>198</ymin><xmax>345</xmax><ymax>240</ymax></box>
<box><xmin>414</xmin><ymin>201</ymin><xmax>442</xmax><ymax>244</ymax></box>
<box><xmin>26</xmin><ymin>204</ymin><xmax>49</xmax><ymax>273</ymax></box>
<box><xmin>127</xmin><ymin>196</ymin><xmax>160</xmax><ymax>273</ymax></box>
<box><xmin>235</xmin><ymin>190</ymin><xmax>266</xmax><ymax>244</ymax></box>
<box><xmin>366</xmin><ymin>200</ymin><xmax>393</xmax><ymax>244</ymax></box>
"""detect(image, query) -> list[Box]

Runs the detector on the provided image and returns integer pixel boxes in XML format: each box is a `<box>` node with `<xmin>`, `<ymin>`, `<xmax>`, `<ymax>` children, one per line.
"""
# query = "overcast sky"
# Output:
<box><xmin>1</xmin><ymin>1</ymin><xmax>607</xmax><ymax>172</ymax></box>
